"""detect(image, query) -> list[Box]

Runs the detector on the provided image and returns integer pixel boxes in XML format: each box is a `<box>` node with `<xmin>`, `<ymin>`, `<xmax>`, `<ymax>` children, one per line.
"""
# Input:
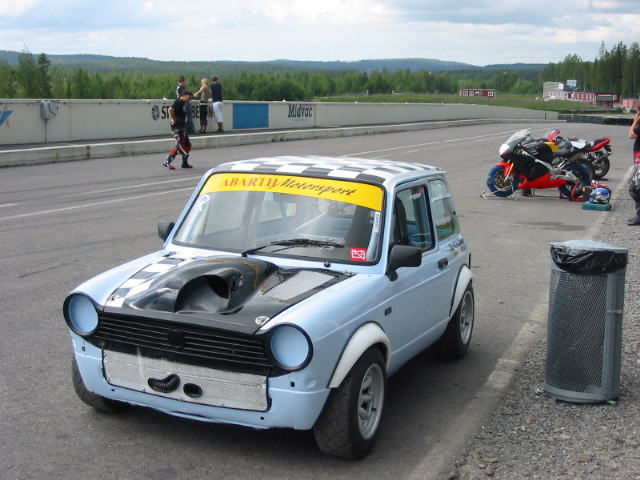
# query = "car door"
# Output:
<box><xmin>382</xmin><ymin>180</ymin><xmax>457</xmax><ymax>369</ymax></box>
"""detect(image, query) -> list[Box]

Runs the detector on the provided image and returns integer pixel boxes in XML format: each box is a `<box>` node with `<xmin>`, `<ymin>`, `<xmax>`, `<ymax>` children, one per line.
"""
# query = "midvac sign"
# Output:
<box><xmin>288</xmin><ymin>104</ymin><xmax>314</xmax><ymax>119</ymax></box>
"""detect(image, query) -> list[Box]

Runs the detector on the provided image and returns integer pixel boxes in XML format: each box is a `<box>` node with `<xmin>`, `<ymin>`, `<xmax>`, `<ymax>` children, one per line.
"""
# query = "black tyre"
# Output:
<box><xmin>589</xmin><ymin>152</ymin><xmax>610</xmax><ymax>179</ymax></box>
<box><xmin>72</xmin><ymin>357</ymin><xmax>129</xmax><ymax>413</ymax></box>
<box><xmin>313</xmin><ymin>347</ymin><xmax>386</xmax><ymax>459</ymax></box>
<box><xmin>432</xmin><ymin>285</ymin><xmax>474</xmax><ymax>359</ymax></box>
<box><xmin>486</xmin><ymin>165</ymin><xmax>519</xmax><ymax>197</ymax></box>
<box><xmin>558</xmin><ymin>161</ymin><xmax>593</xmax><ymax>200</ymax></box>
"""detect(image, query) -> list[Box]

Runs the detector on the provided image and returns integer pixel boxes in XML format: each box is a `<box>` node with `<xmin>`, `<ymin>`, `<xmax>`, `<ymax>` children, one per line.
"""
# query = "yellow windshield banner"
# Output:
<box><xmin>201</xmin><ymin>173</ymin><xmax>383</xmax><ymax>211</ymax></box>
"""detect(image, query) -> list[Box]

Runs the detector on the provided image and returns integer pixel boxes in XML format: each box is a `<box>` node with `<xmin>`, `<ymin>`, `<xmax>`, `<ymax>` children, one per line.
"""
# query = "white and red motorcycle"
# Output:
<box><xmin>545</xmin><ymin>129</ymin><xmax>612</xmax><ymax>179</ymax></box>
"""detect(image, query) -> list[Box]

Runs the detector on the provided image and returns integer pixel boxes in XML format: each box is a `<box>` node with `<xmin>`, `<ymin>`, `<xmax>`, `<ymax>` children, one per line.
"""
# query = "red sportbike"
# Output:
<box><xmin>485</xmin><ymin>129</ymin><xmax>593</xmax><ymax>200</ymax></box>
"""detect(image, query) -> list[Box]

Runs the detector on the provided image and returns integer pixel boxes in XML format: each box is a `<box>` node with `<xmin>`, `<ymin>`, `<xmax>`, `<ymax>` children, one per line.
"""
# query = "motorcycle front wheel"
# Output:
<box><xmin>588</xmin><ymin>152</ymin><xmax>610</xmax><ymax>179</ymax></box>
<box><xmin>486</xmin><ymin>165</ymin><xmax>519</xmax><ymax>197</ymax></box>
<box><xmin>558</xmin><ymin>161</ymin><xmax>593</xmax><ymax>200</ymax></box>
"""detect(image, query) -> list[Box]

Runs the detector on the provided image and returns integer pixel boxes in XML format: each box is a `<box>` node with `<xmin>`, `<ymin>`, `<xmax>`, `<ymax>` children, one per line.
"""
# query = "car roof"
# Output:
<box><xmin>214</xmin><ymin>155</ymin><xmax>442</xmax><ymax>187</ymax></box>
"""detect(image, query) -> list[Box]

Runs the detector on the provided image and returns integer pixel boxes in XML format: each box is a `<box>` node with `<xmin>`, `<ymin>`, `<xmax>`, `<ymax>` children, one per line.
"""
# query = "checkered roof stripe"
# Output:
<box><xmin>217</xmin><ymin>156</ymin><xmax>438</xmax><ymax>185</ymax></box>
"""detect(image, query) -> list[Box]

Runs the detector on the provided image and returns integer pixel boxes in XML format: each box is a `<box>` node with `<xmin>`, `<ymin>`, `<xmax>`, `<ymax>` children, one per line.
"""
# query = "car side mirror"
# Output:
<box><xmin>157</xmin><ymin>220</ymin><xmax>175</xmax><ymax>242</ymax></box>
<box><xmin>387</xmin><ymin>244</ymin><xmax>422</xmax><ymax>281</ymax></box>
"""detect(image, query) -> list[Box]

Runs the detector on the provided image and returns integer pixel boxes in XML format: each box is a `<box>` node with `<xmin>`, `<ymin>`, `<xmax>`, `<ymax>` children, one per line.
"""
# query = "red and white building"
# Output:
<box><xmin>543</xmin><ymin>81</ymin><xmax>619</xmax><ymax>106</ymax></box>
<box><xmin>459</xmin><ymin>89</ymin><xmax>496</xmax><ymax>98</ymax></box>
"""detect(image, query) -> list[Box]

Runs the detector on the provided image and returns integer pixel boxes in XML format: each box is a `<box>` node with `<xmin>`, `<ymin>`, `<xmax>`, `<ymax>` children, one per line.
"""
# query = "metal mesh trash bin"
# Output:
<box><xmin>544</xmin><ymin>240</ymin><xmax>627</xmax><ymax>403</ymax></box>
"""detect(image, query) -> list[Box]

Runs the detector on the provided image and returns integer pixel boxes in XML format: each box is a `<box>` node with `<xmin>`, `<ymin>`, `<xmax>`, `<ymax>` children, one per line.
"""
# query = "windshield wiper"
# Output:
<box><xmin>242</xmin><ymin>238</ymin><xmax>344</xmax><ymax>256</ymax></box>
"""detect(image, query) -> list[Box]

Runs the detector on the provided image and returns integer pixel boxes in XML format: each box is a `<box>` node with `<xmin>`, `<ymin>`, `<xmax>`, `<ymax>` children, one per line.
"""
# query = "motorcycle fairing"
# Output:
<box><xmin>505</xmin><ymin>154</ymin><xmax>550</xmax><ymax>182</ymax></box>
<box><xmin>518</xmin><ymin>174</ymin><xmax>568</xmax><ymax>190</ymax></box>
<box><xmin>494</xmin><ymin>161</ymin><xmax>567</xmax><ymax>190</ymax></box>
<box><xmin>590</xmin><ymin>137</ymin><xmax>611</xmax><ymax>151</ymax></box>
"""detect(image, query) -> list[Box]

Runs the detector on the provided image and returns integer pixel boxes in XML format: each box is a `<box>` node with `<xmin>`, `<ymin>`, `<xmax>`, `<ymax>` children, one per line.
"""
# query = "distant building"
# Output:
<box><xmin>622</xmin><ymin>99</ymin><xmax>640</xmax><ymax>112</ymax></box>
<box><xmin>459</xmin><ymin>89</ymin><xmax>495</xmax><ymax>98</ymax></box>
<box><xmin>543</xmin><ymin>82</ymin><xmax>569</xmax><ymax>101</ymax></box>
<box><xmin>543</xmin><ymin>81</ymin><xmax>619</xmax><ymax>106</ymax></box>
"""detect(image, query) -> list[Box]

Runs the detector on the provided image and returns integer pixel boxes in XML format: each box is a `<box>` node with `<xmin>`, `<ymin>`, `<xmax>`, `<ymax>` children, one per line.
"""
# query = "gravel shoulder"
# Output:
<box><xmin>452</xmin><ymin>172</ymin><xmax>640</xmax><ymax>480</ymax></box>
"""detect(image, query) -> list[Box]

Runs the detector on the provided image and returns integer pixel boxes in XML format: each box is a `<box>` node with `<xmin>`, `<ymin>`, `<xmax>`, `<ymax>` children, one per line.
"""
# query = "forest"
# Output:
<box><xmin>0</xmin><ymin>41</ymin><xmax>638</xmax><ymax>102</ymax></box>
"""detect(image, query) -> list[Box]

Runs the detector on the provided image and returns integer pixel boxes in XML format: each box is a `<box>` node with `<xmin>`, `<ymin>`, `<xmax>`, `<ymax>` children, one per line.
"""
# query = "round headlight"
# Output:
<box><xmin>64</xmin><ymin>294</ymin><xmax>99</xmax><ymax>336</ymax></box>
<box><xmin>268</xmin><ymin>325</ymin><xmax>312</xmax><ymax>371</ymax></box>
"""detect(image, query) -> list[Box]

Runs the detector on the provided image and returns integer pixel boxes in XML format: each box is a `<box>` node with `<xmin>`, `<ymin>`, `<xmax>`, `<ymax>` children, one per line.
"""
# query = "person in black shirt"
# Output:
<box><xmin>164</xmin><ymin>91</ymin><xmax>194</xmax><ymax>169</ymax></box>
<box><xmin>176</xmin><ymin>76</ymin><xmax>197</xmax><ymax>135</ymax></box>
<box><xmin>210</xmin><ymin>75</ymin><xmax>224</xmax><ymax>133</ymax></box>
<box><xmin>628</xmin><ymin>110</ymin><xmax>640</xmax><ymax>225</ymax></box>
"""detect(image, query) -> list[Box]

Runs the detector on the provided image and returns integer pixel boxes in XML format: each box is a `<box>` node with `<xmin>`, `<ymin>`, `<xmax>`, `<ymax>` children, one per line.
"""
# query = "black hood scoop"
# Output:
<box><xmin>125</xmin><ymin>257</ymin><xmax>277</xmax><ymax>314</ymax></box>
<box><xmin>113</xmin><ymin>256</ymin><xmax>347</xmax><ymax>330</ymax></box>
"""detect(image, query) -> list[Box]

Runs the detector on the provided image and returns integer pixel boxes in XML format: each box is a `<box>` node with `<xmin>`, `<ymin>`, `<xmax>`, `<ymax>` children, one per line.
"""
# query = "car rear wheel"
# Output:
<box><xmin>433</xmin><ymin>285</ymin><xmax>474</xmax><ymax>359</ymax></box>
<box><xmin>313</xmin><ymin>347</ymin><xmax>386</xmax><ymax>458</ymax></box>
<box><xmin>72</xmin><ymin>357</ymin><xmax>129</xmax><ymax>413</ymax></box>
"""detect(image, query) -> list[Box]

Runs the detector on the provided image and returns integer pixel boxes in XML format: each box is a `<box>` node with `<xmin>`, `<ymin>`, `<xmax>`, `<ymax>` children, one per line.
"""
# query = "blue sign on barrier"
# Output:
<box><xmin>0</xmin><ymin>109</ymin><xmax>13</xmax><ymax>128</ymax></box>
<box><xmin>233</xmin><ymin>104</ymin><xmax>269</xmax><ymax>130</ymax></box>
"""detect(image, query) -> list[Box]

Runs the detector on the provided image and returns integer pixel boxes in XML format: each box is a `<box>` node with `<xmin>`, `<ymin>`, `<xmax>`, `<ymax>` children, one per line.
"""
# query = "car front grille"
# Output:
<box><xmin>90</xmin><ymin>312</ymin><xmax>273</xmax><ymax>372</ymax></box>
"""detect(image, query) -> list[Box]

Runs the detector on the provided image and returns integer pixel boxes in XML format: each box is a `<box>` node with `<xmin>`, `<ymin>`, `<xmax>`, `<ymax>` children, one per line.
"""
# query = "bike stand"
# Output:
<box><xmin>480</xmin><ymin>189</ymin><xmax>518</xmax><ymax>199</ymax></box>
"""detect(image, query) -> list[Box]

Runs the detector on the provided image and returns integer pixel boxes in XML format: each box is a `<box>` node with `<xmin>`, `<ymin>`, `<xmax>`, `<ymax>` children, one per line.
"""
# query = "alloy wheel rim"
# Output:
<box><xmin>357</xmin><ymin>363</ymin><xmax>384</xmax><ymax>440</ymax></box>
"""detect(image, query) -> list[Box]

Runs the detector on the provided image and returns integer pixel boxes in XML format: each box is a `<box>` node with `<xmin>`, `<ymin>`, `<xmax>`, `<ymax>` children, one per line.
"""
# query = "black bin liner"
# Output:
<box><xmin>550</xmin><ymin>240</ymin><xmax>627</xmax><ymax>275</ymax></box>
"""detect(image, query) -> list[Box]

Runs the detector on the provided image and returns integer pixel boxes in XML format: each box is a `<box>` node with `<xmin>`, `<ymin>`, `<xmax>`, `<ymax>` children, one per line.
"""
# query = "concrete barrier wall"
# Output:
<box><xmin>0</xmin><ymin>98</ymin><xmax>556</xmax><ymax>147</ymax></box>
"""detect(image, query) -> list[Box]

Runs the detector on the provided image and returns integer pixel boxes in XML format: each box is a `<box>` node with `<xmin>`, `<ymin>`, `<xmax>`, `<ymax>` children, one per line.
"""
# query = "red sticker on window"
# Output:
<box><xmin>350</xmin><ymin>248</ymin><xmax>367</xmax><ymax>262</ymax></box>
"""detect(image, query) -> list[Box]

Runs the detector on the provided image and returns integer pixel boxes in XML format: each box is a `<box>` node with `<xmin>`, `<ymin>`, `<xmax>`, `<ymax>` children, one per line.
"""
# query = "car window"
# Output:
<box><xmin>428</xmin><ymin>179</ymin><xmax>460</xmax><ymax>241</ymax></box>
<box><xmin>393</xmin><ymin>186</ymin><xmax>433</xmax><ymax>250</ymax></box>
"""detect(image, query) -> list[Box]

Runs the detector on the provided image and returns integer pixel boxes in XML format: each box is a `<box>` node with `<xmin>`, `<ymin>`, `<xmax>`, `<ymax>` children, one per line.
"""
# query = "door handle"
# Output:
<box><xmin>437</xmin><ymin>257</ymin><xmax>448</xmax><ymax>269</ymax></box>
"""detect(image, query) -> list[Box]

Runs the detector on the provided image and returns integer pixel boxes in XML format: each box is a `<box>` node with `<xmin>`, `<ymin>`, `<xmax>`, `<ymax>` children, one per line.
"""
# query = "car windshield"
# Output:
<box><xmin>173</xmin><ymin>172</ymin><xmax>385</xmax><ymax>263</ymax></box>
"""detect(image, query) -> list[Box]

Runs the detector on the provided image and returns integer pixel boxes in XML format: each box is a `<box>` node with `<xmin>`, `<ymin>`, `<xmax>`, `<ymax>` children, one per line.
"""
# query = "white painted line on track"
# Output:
<box><xmin>0</xmin><ymin>188</ymin><xmax>193</xmax><ymax>221</ymax></box>
<box><xmin>60</xmin><ymin>176</ymin><xmax>201</xmax><ymax>198</ymax></box>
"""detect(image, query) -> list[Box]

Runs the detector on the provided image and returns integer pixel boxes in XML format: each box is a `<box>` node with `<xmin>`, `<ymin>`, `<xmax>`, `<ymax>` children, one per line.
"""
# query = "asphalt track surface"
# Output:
<box><xmin>0</xmin><ymin>122</ymin><xmax>631</xmax><ymax>479</ymax></box>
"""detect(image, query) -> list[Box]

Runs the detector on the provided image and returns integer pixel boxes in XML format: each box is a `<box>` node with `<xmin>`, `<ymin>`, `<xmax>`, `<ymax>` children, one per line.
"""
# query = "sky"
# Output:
<box><xmin>1</xmin><ymin>0</ymin><xmax>639</xmax><ymax>66</ymax></box>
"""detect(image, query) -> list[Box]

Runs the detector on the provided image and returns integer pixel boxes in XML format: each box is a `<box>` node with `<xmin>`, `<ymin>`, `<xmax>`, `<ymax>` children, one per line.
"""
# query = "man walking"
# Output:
<box><xmin>164</xmin><ymin>90</ymin><xmax>194</xmax><ymax>169</ymax></box>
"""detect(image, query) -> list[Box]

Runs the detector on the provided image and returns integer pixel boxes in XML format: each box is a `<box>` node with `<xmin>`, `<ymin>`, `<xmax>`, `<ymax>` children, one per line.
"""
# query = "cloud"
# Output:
<box><xmin>0</xmin><ymin>0</ymin><xmax>41</xmax><ymax>17</ymax></box>
<box><xmin>0</xmin><ymin>0</ymin><xmax>638</xmax><ymax>65</ymax></box>
<box><xmin>261</xmin><ymin>0</ymin><xmax>391</xmax><ymax>25</ymax></box>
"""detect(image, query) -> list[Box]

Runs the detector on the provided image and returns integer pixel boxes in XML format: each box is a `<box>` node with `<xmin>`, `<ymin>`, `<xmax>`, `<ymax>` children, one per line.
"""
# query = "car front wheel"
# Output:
<box><xmin>72</xmin><ymin>357</ymin><xmax>129</xmax><ymax>413</ymax></box>
<box><xmin>313</xmin><ymin>347</ymin><xmax>386</xmax><ymax>458</ymax></box>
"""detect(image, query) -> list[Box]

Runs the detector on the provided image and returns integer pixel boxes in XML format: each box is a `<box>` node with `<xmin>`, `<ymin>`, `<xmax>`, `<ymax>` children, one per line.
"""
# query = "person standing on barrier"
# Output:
<box><xmin>164</xmin><ymin>90</ymin><xmax>194</xmax><ymax>170</ymax></box>
<box><xmin>176</xmin><ymin>76</ymin><xmax>197</xmax><ymax>135</ymax></box>
<box><xmin>210</xmin><ymin>75</ymin><xmax>224</xmax><ymax>133</ymax></box>
<box><xmin>628</xmin><ymin>110</ymin><xmax>640</xmax><ymax>225</ymax></box>
<box><xmin>193</xmin><ymin>78</ymin><xmax>211</xmax><ymax>134</ymax></box>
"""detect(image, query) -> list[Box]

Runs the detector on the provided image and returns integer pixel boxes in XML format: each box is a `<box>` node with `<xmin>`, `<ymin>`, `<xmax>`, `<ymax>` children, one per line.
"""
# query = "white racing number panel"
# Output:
<box><xmin>103</xmin><ymin>350</ymin><xmax>268</xmax><ymax>412</ymax></box>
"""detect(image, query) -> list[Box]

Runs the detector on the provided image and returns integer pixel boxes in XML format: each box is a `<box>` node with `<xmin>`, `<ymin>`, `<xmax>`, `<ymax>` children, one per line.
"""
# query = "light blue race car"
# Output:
<box><xmin>64</xmin><ymin>155</ymin><xmax>474</xmax><ymax>458</ymax></box>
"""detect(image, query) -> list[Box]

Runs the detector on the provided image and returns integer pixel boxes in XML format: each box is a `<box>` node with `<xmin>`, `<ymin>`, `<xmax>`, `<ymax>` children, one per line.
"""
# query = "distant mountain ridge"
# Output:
<box><xmin>0</xmin><ymin>50</ymin><xmax>546</xmax><ymax>74</ymax></box>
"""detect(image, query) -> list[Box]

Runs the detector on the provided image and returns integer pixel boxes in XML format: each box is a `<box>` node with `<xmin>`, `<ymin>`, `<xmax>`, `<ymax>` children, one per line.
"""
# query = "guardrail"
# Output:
<box><xmin>558</xmin><ymin>114</ymin><xmax>632</xmax><ymax>126</ymax></box>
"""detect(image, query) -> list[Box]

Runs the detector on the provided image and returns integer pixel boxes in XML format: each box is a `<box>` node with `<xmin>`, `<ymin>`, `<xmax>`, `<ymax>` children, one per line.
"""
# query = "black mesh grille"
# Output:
<box><xmin>90</xmin><ymin>313</ymin><xmax>273</xmax><ymax>370</ymax></box>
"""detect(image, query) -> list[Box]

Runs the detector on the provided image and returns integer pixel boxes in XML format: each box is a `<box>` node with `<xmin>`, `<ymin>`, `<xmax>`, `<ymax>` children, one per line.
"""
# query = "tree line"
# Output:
<box><xmin>1</xmin><ymin>42</ymin><xmax>638</xmax><ymax>102</ymax></box>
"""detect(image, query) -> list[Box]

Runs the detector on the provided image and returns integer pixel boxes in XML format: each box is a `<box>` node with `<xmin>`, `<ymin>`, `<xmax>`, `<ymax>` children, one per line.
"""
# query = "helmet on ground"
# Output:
<box><xmin>590</xmin><ymin>187</ymin><xmax>610</xmax><ymax>204</ymax></box>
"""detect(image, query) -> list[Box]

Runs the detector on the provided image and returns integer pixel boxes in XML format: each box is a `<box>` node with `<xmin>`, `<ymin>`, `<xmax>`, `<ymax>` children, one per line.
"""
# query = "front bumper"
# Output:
<box><xmin>71</xmin><ymin>333</ymin><xmax>330</xmax><ymax>430</ymax></box>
